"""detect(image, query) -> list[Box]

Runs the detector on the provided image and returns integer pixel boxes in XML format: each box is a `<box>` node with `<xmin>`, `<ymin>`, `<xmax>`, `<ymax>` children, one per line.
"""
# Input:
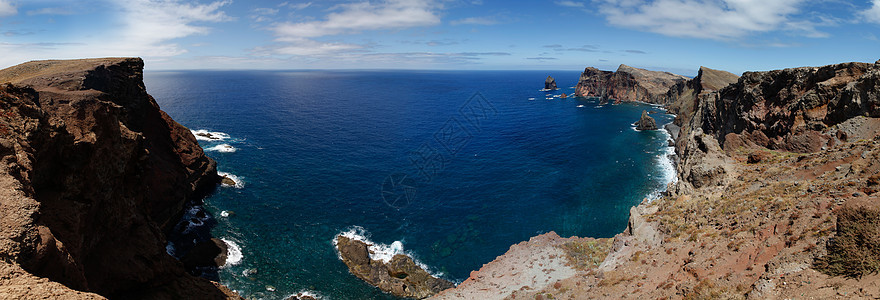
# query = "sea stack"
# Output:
<box><xmin>545</xmin><ymin>75</ymin><xmax>558</xmax><ymax>90</ymax></box>
<box><xmin>635</xmin><ymin>110</ymin><xmax>657</xmax><ymax>130</ymax></box>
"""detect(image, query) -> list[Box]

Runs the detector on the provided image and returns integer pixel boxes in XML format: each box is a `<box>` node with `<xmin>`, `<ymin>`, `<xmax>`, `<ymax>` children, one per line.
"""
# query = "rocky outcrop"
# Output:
<box><xmin>666</xmin><ymin>66</ymin><xmax>739</xmax><ymax>126</ymax></box>
<box><xmin>702</xmin><ymin>62</ymin><xmax>879</xmax><ymax>153</ymax></box>
<box><xmin>575</xmin><ymin>64</ymin><xmax>688</xmax><ymax>104</ymax></box>
<box><xmin>635</xmin><ymin>110</ymin><xmax>657</xmax><ymax>130</ymax></box>
<box><xmin>544</xmin><ymin>76</ymin><xmax>557</xmax><ymax>90</ymax></box>
<box><xmin>0</xmin><ymin>58</ymin><xmax>237</xmax><ymax>299</ymax></box>
<box><xmin>336</xmin><ymin>236</ymin><xmax>453</xmax><ymax>299</ymax></box>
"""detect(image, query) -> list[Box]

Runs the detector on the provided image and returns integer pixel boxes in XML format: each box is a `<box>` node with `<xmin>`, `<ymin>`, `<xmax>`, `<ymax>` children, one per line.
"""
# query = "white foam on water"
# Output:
<box><xmin>218</xmin><ymin>171</ymin><xmax>245</xmax><ymax>188</ymax></box>
<box><xmin>221</xmin><ymin>238</ymin><xmax>243</xmax><ymax>267</ymax></box>
<box><xmin>220</xmin><ymin>211</ymin><xmax>230</xmax><ymax>218</ymax></box>
<box><xmin>206</xmin><ymin>144</ymin><xmax>237</xmax><ymax>153</ymax></box>
<box><xmin>576</xmin><ymin>105</ymin><xmax>585</xmax><ymax>108</ymax></box>
<box><xmin>285</xmin><ymin>290</ymin><xmax>324</xmax><ymax>300</ymax></box>
<box><xmin>191</xmin><ymin>129</ymin><xmax>230</xmax><ymax>141</ymax></box>
<box><xmin>165</xmin><ymin>241</ymin><xmax>176</xmax><ymax>256</ymax></box>
<box><xmin>647</xmin><ymin>129</ymin><xmax>679</xmax><ymax>203</ymax></box>
<box><xmin>528</xmin><ymin>97</ymin><xmax>535</xmax><ymax>100</ymax></box>
<box><xmin>333</xmin><ymin>226</ymin><xmax>445</xmax><ymax>278</ymax></box>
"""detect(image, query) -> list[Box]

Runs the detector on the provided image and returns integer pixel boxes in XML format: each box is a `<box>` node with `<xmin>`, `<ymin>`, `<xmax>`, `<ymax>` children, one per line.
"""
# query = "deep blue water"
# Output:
<box><xmin>145</xmin><ymin>70</ymin><xmax>674</xmax><ymax>299</ymax></box>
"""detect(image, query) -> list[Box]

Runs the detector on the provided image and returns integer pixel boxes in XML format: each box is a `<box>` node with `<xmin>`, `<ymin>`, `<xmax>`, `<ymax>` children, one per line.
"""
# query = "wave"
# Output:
<box><xmin>285</xmin><ymin>290</ymin><xmax>324</xmax><ymax>300</ymax></box>
<box><xmin>647</xmin><ymin>126</ymin><xmax>679</xmax><ymax>203</ymax></box>
<box><xmin>206</xmin><ymin>144</ymin><xmax>236</xmax><ymax>153</ymax></box>
<box><xmin>333</xmin><ymin>226</ymin><xmax>445</xmax><ymax>278</ymax></box>
<box><xmin>218</xmin><ymin>171</ymin><xmax>245</xmax><ymax>188</ymax></box>
<box><xmin>191</xmin><ymin>129</ymin><xmax>230</xmax><ymax>141</ymax></box>
<box><xmin>221</xmin><ymin>238</ymin><xmax>243</xmax><ymax>267</ymax></box>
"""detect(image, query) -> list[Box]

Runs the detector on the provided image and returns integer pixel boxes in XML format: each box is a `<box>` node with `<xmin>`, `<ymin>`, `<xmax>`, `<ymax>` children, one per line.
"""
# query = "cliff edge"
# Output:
<box><xmin>575</xmin><ymin>64</ymin><xmax>688</xmax><ymax>104</ymax></box>
<box><xmin>0</xmin><ymin>58</ymin><xmax>237</xmax><ymax>299</ymax></box>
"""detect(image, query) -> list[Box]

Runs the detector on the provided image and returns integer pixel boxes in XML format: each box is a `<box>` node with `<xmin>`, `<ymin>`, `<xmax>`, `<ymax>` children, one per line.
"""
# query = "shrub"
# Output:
<box><xmin>815</xmin><ymin>206</ymin><xmax>880</xmax><ymax>278</ymax></box>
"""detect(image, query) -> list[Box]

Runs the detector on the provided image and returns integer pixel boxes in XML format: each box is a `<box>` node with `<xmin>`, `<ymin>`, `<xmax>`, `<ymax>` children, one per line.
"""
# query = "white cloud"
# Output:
<box><xmin>555</xmin><ymin>1</ymin><xmax>586</xmax><ymax>8</ymax></box>
<box><xmin>281</xmin><ymin>1</ymin><xmax>313</xmax><ymax>10</ymax></box>
<box><xmin>27</xmin><ymin>7</ymin><xmax>75</xmax><ymax>16</ymax></box>
<box><xmin>0</xmin><ymin>0</ymin><xmax>17</xmax><ymax>17</ymax></box>
<box><xmin>274</xmin><ymin>0</ymin><xmax>440</xmax><ymax>40</ymax></box>
<box><xmin>450</xmin><ymin>16</ymin><xmax>498</xmax><ymax>25</ymax></box>
<box><xmin>271</xmin><ymin>0</ymin><xmax>441</xmax><ymax>56</ymax></box>
<box><xmin>862</xmin><ymin>0</ymin><xmax>880</xmax><ymax>24</ymax></box>
<box><xmin>595</xmin><ymin>0</ymin><xmax>827</xmax><ymax>40</ymax></box>
<box><xmin>107</xmin><ymin>0</ymin><xmax>232</xmax><ymax>57</ymax></box>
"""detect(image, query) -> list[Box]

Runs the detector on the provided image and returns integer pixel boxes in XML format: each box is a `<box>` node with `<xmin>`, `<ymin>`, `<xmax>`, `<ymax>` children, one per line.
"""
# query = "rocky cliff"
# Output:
<box><xmin>575</xmin><ymin>64</ymin><xmax>688</xmax><ymax>104</ymax></box>
<box><xmin>435</xmin><ymin>60</ymin><xmax>880</xmax><ymax>299</ymax></box>
<box><xmin>0</xmin><ymin>58</ymin><xmax>238</xmax><ymax>299</ymax></box>
<box><xmin>666</xmin><ymin>66</ymin><xmax>740</xmax><ymax>126</ymax></box>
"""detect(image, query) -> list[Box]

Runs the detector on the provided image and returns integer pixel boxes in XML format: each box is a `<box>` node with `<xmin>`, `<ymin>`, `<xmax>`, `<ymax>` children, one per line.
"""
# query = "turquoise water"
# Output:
<box><xmin>145</xmin><ymin>70</ymin><xmax>674</xmax><ymax>299</ymax></box>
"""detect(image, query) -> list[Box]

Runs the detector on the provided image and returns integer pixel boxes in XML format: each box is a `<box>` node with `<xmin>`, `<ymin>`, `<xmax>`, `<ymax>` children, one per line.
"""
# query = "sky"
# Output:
<box><xmin>0</xmin><ymin>0</ymin><xmax>879</xmax><ymax>75</ymax></box>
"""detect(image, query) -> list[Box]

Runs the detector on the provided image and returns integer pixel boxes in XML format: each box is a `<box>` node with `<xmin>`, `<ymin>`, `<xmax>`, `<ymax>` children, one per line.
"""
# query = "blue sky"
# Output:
<box><xmin>0</xmin><ymin>0</ymin><xmax>878</xmax><ymax>75</ymax></box>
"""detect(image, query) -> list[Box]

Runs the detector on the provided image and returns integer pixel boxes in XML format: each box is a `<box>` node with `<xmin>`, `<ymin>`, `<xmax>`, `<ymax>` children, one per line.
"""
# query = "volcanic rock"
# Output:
<box><xmin>635</xmin><ymin>110</ymin><xmax>657</xmax><ymax>130</ymax></box>
<box><xmin>545</xmin><ymin>76</ymin><xmax>558</xmax><ymax>90</ymax></box>
<box><xmin>702</xmin><ymin>62</ymin><xmax>880</xmax><ymax>153</ymax></box>
<box><xmin>336</xmin><ymin>236</ymin><xmax>454</xmax><ymax>299</ymax></box>
<box><xmin>0</xmin><ymin>58</ymin><xmax>236</xmax><ymax>299</ymax></box>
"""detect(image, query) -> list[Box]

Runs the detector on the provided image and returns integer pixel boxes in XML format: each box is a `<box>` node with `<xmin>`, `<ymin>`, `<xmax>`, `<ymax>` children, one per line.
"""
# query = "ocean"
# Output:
<box><xmin>144</xmin><ymin>70</ymin><xmax>675</xmax><ymax>299</ymax></box>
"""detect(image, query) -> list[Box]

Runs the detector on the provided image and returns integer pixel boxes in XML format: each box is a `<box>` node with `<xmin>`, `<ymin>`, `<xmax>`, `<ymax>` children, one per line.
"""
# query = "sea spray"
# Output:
<box><xmin>333</xmin><ymin>226</ymin><xmax>445</xmax><ymax>278</ymax></box>
<box><xmin>191</xmin><ymin>129</ymin><xmax>231</xmax><ymax>141</ymax></box>
<box><xmin>221</xmin><ymin>238</ymin><xmax>243</xmax><ymax>267</ymax></box>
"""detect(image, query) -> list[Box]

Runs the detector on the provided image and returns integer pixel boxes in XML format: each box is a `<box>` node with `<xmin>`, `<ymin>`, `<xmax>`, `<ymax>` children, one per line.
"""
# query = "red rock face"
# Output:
<box><xmin>704</xmin><ymin>62</ymin><xmax>880</xmax><ymax>153</ymax></box>
<box><xmin>0</xmin><ymin>58</ymin><xmax>234</xmax><ymax>299</ymax></box>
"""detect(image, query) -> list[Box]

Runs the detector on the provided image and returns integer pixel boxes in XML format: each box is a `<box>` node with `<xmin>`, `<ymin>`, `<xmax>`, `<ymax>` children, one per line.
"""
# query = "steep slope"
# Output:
<box><xmin>575</xmin><ymin>64</ymin><xmax>688</xmax><ymax>104</ymax></box>
<box><xmin>0</xmin><ymin>58</ymin><xmax>236</xmax><ymax>299</ymax></box>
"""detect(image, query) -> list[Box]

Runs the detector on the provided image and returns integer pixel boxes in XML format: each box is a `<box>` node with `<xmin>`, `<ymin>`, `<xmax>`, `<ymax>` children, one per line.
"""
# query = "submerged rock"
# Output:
<box><xmin>636</xmin><ymin>110</ymin><xmax>657</xmax><ymax>130</ymax></box>
<box><xmin>336</xmin><ymin>236</ymin><xmax>453</xmax><ymax>299</ymax></box>
<box><xmin>545</xmin><ymin>76</ymin><xmax>558</xmax><ymax>90</ymax></box>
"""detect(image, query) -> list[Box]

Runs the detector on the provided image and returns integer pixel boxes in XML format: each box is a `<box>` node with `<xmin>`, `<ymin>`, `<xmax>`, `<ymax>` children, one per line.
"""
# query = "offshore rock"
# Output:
<box><xmin>181</xmin><ymin>238</ymin><xmax>228</xmax><ymax>272</ymax></box>
<box><xmin>0</xmin><ymin>58</ymin><xmax>236</xmax><ymax>299</ymax></box>
<box><xmin>576</xmin><ymin>64</ymin><xmax>688</xmax><ymax>104</ymax></box>
<box><xmin>635</xmin><ymin>110</ymin><xmax>657</xmax><ymax>130</ymax></box>
<box><xmin>336</xmin><ymin>236</ymin><xmax>454</xmax><ymax>299</ymax></box>
<box><xmin>544</xmin><ymin>76</ymin><xmax>558</xmax><ymax>90</ymax></box>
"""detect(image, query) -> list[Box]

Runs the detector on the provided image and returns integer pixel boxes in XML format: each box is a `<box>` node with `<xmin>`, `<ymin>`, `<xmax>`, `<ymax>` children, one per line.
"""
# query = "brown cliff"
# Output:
<box><xmin>575</xmin><ymin>64</ymin><xmax>688</xmax><ymax>104</ymax></box>
<box><xmin>0</xmin><ymin>58</ymin><xmax>237</xmax><ymax>299</ymax></box>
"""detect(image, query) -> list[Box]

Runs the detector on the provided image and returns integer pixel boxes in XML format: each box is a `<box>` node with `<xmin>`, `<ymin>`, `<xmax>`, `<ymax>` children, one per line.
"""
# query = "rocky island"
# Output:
<box><xmin>545</xmin><ymin>76</ymin><xmax>558</xmax><ymax>90</ymax></box>
<box><xmin>0</xmin><ymin>58</ymin><xmax>238</xmax><ymax>299</ymax></box>
<box><xmin>435</xmin><ymin>60</ymin><xmax>880</xmax><ymax>299</ymax></box>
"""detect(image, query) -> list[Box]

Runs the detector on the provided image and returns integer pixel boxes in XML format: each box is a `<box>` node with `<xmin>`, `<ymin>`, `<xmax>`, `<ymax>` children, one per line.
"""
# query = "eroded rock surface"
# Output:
<box><xmin>635</xmin><ymin>110</ymin><xmax>657</xmax><ymax>130</ymax></box>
